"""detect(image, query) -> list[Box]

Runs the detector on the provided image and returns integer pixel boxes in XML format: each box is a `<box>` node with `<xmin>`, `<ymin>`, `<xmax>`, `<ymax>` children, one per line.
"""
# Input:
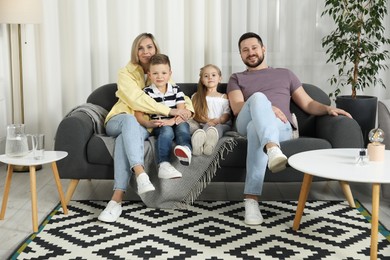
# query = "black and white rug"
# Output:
<box><xmin>11</xmin><ymin>200</ymin><xmax>390</xmax><ymax>259</ymax></box>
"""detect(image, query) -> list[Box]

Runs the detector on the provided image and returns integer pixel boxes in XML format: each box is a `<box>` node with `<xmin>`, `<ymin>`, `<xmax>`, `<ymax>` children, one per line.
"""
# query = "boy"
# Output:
<box><xmin>135</xmin><ymin>54</ymin><xmax>192</xmax><ymax>179</ymax></box>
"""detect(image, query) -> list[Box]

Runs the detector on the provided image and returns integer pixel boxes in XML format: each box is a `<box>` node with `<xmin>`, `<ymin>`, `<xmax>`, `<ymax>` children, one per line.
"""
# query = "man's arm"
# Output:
<box><xmin>292</xmin><ymin>86</ymin><xmax>352</xmax><ymax>118</ymax></box>
<box><xmin>228</xmin><ymin>90</ymin><xmax>245</xmax><ymax>116</ymax></box>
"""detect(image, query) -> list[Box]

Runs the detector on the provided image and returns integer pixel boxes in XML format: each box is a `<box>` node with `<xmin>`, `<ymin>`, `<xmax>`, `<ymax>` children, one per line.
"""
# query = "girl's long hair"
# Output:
<box><xmin>192</xmin><ymin>64</ymin><xmax>222</xmax><ymax>123</ymax></box>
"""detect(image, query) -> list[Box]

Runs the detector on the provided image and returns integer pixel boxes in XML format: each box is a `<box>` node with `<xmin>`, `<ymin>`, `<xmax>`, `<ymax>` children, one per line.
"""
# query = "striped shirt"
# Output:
<box><xmin>144</xmin><ymin>83</ymin><xmax>185</xmax><ymax>120</ymax></box>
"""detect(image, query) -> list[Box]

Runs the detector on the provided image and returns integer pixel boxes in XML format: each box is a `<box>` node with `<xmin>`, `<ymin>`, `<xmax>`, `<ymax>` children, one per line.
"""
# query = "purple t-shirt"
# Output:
<box><xmin>227</xmin><ymin>67</ymin><xmax>301</xmax><ymax>124</ymax></box>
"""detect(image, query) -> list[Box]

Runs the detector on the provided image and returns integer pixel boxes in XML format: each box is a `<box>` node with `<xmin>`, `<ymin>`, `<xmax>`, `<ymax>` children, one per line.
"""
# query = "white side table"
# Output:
<box><xmin>0</xmin><ymin>151</ymin><xmax>69</xmax><ymax>233</ymax></box>
<box><xmin>288</xmin><ymin>148</ymin><xmax>390</xmax><ymax>260</ymax></box>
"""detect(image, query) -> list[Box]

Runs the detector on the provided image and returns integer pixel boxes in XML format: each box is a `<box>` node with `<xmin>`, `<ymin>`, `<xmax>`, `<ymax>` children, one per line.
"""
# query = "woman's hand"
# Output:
<box><xmin>170</xmin><ymin>108</ymin><xmax>192</xmax><ymax>120</ymax></box>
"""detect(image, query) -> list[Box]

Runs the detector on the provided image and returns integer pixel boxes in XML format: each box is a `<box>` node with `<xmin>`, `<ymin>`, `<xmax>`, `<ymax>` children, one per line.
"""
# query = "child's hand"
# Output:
<box><xmin>163</xmin><ymin>118</ymin><xmax>176</xmax><ymax>126</ymax></box>
<box><xmin>207</xmin><ymin>119</ymin><xmax>219</xmax><ymax>126</ymax></box>
<box><xmin>149</xmin><ymin>120</ymin><xmax>164</xmax><ymax>128</ymax></box>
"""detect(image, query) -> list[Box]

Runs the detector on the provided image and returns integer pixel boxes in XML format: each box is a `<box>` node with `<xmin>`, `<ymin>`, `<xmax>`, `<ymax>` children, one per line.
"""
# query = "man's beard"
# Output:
<box><xmin>244</xmin><ymin>54</ymin><xmax>264</xmax><ymax>68</ymax></box>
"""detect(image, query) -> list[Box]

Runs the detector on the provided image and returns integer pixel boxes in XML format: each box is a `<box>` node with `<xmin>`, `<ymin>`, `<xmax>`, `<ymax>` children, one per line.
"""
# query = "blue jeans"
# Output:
<box><xmin>152</xmin><ymin>122</ymin><xmax>191</xmax><ymax>164</ymax></box>
<box><xmin>235</xmin><ymin>93</ymin><xmax>293</xmax><ymax>196</ymax></box>
<box><xmin>105</xmin><ymin>114</ymin><xmax>149</xmax><ymax>191</ymax></box>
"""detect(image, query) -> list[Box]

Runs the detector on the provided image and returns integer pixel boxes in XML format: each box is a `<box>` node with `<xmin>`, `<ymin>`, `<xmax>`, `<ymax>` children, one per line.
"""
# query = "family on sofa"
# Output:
<box><xmin>93</xmin><ymin>32</ymin><xmax>353</xmax><ymax>226</ymax></box>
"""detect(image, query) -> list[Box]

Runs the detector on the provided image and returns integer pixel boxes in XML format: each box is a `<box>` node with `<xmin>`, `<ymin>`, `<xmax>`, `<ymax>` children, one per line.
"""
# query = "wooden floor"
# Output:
<box><xmin>1</xmin><ymin>164</ymin><xmax>390</xmax><ymax>259</ymax></box>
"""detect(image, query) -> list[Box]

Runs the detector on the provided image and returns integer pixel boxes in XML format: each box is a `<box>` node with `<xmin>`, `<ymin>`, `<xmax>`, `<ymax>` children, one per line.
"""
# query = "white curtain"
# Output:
<box><xmin>1</xmin><ymin>0</ymin><xmax>390</xmax><ymax>151</ymax></box>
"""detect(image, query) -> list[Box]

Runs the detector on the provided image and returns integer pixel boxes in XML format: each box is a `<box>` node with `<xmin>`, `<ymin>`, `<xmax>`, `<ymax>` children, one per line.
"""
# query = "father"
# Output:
<box><xmin>227</xmin><ymin>32</ymin><xmax>351</xmax><ymax>225</ymax></box>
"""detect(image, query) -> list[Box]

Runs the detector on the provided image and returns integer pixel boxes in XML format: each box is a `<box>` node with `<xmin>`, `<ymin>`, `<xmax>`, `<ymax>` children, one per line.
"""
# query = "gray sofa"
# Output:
<box><xmin>378</xmin><ymin>100</ymin><xmax>390</xmax><ymax>199</ymax></box>
<box><xmin>54</xmin><ymin>83</ymin><xmax>364</xmax><ymax>202</ymax></box>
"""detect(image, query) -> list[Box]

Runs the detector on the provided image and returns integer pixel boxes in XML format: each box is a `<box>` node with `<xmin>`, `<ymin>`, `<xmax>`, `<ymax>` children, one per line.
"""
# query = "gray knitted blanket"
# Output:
<box><xmin>133</xmin><ymin>135</ymin><xmax>237</xmax><ymax>209</ymax></box>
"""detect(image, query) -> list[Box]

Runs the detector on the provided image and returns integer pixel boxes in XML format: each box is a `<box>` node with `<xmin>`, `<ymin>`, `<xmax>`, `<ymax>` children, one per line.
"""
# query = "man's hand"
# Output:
<box><xmin>272</xmin><ymin>106</ymin><xmax>288</xmax><ymax>123</ymax></box>
<box><xmin>327</xmin><ymin>107</ymin><xmax>352</xmax><ymax>118</ymax></box>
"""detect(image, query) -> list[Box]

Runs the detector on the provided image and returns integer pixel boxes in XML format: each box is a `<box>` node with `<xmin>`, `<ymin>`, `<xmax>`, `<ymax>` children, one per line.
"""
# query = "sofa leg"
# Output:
<box><xmin>65</xmin><ymin>179</ymin><xmax>80</xmax><ymax>204</ymax></box>
<box><xmin>339</xmin><ymin>181</ymin><xmax>356</xmax><ymax>208</ymax></box>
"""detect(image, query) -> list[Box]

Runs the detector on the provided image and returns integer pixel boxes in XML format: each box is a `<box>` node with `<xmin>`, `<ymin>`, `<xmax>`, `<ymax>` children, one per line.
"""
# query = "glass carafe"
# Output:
<box><xmin>5</xmin><ymin>124</ymin><xmax>29</xmax><ymax>157</ymax></box>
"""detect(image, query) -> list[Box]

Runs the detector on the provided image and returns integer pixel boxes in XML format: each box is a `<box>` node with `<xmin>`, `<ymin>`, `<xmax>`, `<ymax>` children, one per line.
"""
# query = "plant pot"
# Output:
<box><xmin>335</xmin><ymin>95</ymin><xmax>378</xmax><ymax>146</ymax></box>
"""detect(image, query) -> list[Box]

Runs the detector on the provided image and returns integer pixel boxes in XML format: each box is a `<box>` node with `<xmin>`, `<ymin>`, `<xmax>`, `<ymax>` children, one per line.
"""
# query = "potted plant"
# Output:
<box><xmin>321</xmin><ymin>0</ymin><xmax>390</xmax><ymax>145</ymax></box>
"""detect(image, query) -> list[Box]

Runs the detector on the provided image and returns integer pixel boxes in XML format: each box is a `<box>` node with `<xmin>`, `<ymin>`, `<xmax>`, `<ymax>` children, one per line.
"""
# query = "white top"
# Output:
<box><xmin>0</xmin><ymin>151</ymin><xmax>68</xmax><ymax>166</ymax></box>
<box><xmin>288</xmin><ymin>148</ymin><xmax>390</xmax><ymax>184</ymax></box>
<box><xmin>206</xmin><ymin>95</ymin><xmax>231</xmax><ymax>119</ymax></box>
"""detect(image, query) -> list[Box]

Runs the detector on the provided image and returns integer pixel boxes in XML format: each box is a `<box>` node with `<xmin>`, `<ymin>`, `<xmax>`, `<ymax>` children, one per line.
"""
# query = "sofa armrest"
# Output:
<box><xmin>54</xmin><ymin>111</ymin><xmax>95</xmax><ymax>179</ymax></box>
<box><xmin>315</xmin><ymin>115</ymin><xmax>364</xmax><ymax>148</ymax></box>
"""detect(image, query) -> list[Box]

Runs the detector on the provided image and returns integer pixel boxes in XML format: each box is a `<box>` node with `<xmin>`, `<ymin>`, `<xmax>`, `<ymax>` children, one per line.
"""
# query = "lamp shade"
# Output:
<box><xmin>0</xmin><ymin>0</ymin><xmax>42</xmax><ymax>24</ymax></box>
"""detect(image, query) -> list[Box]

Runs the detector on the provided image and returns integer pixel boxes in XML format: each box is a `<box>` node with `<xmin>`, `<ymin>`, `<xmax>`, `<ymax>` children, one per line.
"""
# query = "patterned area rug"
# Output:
<box><xmin>11</xmin><ymin>200</ymin><xmax>390</xmax><ymax>259</ymax></box>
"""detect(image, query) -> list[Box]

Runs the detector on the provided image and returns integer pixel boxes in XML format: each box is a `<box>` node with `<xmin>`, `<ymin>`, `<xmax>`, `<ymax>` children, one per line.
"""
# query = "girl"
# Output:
<box><xmin>191</xmin><ymin>64</ymin><xmax>232</xmax><ymax>156</ymax></box>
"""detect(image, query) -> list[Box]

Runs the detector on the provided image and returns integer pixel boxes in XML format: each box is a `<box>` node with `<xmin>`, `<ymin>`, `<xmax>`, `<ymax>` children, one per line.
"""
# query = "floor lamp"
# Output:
<box><xmin>0</xmin><ymin>0</ymin><xmax>42</xmax><ymax>124</ymax></box>
<box><xmin>0</xmin><ymin>0</ymin><xmax>42</xmax><ymax>171</ymax></box>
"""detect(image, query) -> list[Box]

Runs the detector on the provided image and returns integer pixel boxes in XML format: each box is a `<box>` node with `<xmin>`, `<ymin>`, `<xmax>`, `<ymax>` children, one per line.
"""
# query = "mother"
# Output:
<box><xmin>98</xmin><ymin>33</ymin><xmax>193</xmax><ymax>223</ymax></box>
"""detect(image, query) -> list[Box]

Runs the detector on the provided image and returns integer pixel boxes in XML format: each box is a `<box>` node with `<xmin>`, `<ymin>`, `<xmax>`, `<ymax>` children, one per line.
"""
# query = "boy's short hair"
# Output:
<box><xmin>149</xmin><ymin>54</ymin><xmax>171</xmax><ymax>68</ymax></box>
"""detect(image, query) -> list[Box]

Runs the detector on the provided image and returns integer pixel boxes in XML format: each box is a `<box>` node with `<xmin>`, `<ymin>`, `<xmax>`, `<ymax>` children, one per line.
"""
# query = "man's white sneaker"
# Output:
<box><xmin>244</xmin><ymin>199</ymin><xmax>263</xmax><ymax>225</ymax></box>
<box><xmin>174</xmin><ymin>145</ymin><xmax>192</xmax><ymax>165</ymax></box>
<box><xmin>267</xmin><ymin>146</ymin><xmax>288</xmax><ymax>173</ymax></box>
<box><xmin>191</xmin><ymin>129</ymin><xmax>206</xmax><ymax>156</ymax></box>
<box><xmin>136</xmin><ymin>172</ymin><xmax>155</xmax><ymax>194</ymax></box>
<box><xmin>158</xmin><ymin>162</ymin><xmax>182</xmax><ymax>179</ymax></box>
<box><xmin>204</xmin><ymin>127</ymin><xmax>219</xmax><ymax>155</ymax></box>
<box><xmin>98</xmin><ymin>200</ymin><xmax>122</xmax><ymax>223</ymax></box>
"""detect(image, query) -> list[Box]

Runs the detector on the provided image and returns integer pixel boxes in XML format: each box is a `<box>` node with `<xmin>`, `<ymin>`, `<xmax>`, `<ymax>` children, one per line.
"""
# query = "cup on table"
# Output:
<box><xmin>31</xmin><ymin>134</ymin><xmax>45</xmax><ymax>160</ymax></box>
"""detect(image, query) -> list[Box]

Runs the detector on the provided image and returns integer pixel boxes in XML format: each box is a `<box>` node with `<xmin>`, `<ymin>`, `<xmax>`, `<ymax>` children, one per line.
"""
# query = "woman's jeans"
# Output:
<box><xmin>152</xmin><ymin>122</ymin><xmax>191</xmax><ymax>164</ymax></box>
<box><xmin>235</xmin><ymin>93</ymin><xmax>293</xmax><ymax>196</ymax></box>
<box><xmin>106</xmin><ymin>114</ymin><xmax>149</xmax><ymax>191</ymax></box>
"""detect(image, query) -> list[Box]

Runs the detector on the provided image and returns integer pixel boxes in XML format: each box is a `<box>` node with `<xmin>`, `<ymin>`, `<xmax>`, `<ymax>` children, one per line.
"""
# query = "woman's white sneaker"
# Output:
<box><xmin>98</xmin><ymin>200</ymin><xmax>122</xmax><ymax>223</ymax></box>
<box><xmin>136</xmin><ymin>172</ymin><xmax>155</xmax><ymax>194</ymax></box>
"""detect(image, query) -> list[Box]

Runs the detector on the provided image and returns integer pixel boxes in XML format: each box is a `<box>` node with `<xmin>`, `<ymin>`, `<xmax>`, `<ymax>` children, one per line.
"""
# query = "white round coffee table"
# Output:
<box><xmin>0</xmin><ymin>151</ymin><xmax>69</xmax><ymax>232</ymax></box>
<box><xmin>288</xmin><ymin>148</ymin><xmax>390</xmax><ymax>260</ymax></box>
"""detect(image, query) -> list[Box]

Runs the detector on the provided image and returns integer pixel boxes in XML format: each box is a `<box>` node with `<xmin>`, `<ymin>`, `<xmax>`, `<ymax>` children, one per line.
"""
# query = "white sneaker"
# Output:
<box><xmin>158</xmin><ymin>162</ymin><xmax>182</xmax><ymax>179</ymax></box>
<box><xmin>174</xmin><ymin>145</ymin><xmax>192</xmax><ymax>166</ymax></box>
<box><xmin>267</xmin><ymin>146</ymin><xmax>288</xmax><ymax>173</ymax></box>
<box><xmin>136</xmin><ymin>172</ymin><xmax>155</xmax><ymax>194</ymax></box>
<box><xmin>191</xmin><ymin>129</ymin><xmax>206</xmax><ymax>156</ymax></box>
<box><xmin>244</xmin><ymin>199</ymin><xmax>263</xmax><ymax>225</ymax></box>
<box><xmin>204</xmin><ymin>127</ymin><xmax>219</xmax><ymax>155</ymax></box>
<box><xmin>98</xmin><ymin>200</ymin><xmax>122</xmax><ymax>223</ymax></box>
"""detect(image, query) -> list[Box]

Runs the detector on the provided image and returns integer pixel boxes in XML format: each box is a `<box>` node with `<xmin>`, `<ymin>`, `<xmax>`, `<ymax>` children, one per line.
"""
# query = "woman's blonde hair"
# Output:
<box><xmin>192</xmin><ymin>64</ymin><xmax>222</xmax><ymax>123</ymax></box>
<box><xmin>130</xmin><ymin>33</ymin><xmax>161</xmax><ymax>64</ymax></box>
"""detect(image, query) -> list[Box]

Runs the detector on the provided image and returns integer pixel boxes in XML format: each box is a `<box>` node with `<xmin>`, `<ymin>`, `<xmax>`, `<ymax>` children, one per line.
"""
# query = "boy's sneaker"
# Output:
<box><xmin>136</xmin><ymin>172</ymin><xmax>155</xmax><ymax>194</ymax></box>
<box><xmin>98</xmin><ymin>200</ymin><xmax>122</xmax><ymax>223</ymax></box>
<box><xmin>267</xmin><ymin>146</ymin><xmax>288</xmax><ymax>173</ymax></box>
<box><xmin>158</xmin><ymin>162</ymin><xmax>182</xmax><ymax>179</ymax></box>
<box><xmin>244</xmin><ymin>198</ymin><xmax>263</xmax><ymax>225</ymax></box>
<box><xmin>174</xmin><ymin>145</ymin><xmax>192</xmax><ymax>166</ymax></box>
<box><xmin>204</xmin><ymin>127</ymin><xmax>219</xmax><ymax>155</ymax></box>
<box><xmin>191</xmin><ymin>129</ymin><xmax>206</xmax><ymax>156</ymax></box>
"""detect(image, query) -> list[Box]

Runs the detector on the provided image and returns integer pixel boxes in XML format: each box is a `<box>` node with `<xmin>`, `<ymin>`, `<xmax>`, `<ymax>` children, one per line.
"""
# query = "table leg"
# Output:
<box><xmin>339</xmin><ymin>181</ymin><xmax>356</xmax><ymax>208</ymax></box>
<box><xmin>370</xmin><ymin>183</ymin><xmax>380</xmax><ymax>260</ymax></box>
<box><xmin>293</xmin><ymin>173</ymin><xmax>313</xmax><ymax>231</ymax></box>
<box><xmin>0</xmin><ymin>164</ymin><xmax>14</xmax><ymax>220</ymax></box>
<box><xmin>29</xmin><ymin>166</ymin><xmax>38</xmax><ymax>233</ymax></box>
<box><xmin>51</xmin><ymin>162</ymin><xmax>68</xmax><ymax>215</ymax></box>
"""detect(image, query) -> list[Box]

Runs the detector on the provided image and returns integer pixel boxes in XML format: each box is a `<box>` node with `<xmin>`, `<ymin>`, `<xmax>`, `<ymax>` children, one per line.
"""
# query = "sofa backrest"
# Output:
<box><xmin>87</xmin><ymin>82</ymin><xmax>330</xmax><ymax>136</ymax></box>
